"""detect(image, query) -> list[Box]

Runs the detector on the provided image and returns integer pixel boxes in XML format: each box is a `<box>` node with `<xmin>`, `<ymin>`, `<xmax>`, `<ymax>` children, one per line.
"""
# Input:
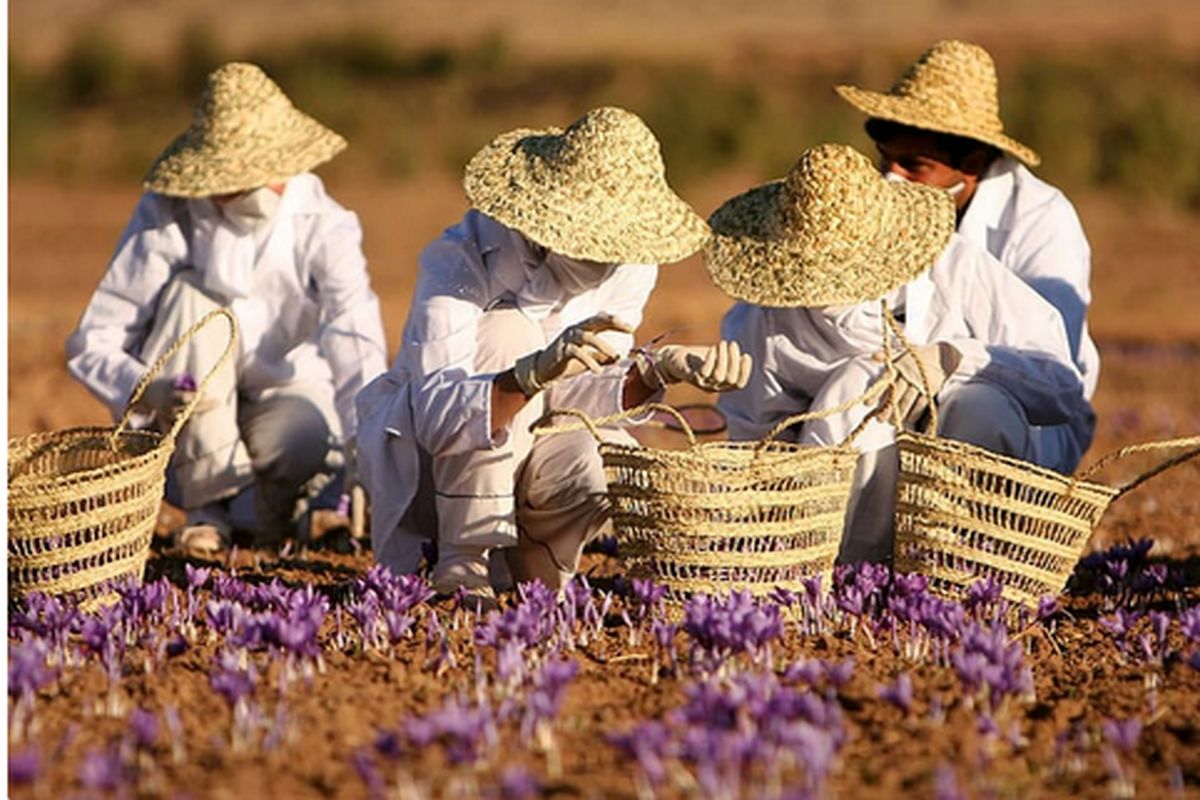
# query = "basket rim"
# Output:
<box><xmin>896</xmin><ymin>430</ymin><xmax>1119</xmax><ymax>498</ymax></box>
<box><xmin>8</xmin><ymin>425</ymin><xmax>170</xmax><ymax>490</ymax></box>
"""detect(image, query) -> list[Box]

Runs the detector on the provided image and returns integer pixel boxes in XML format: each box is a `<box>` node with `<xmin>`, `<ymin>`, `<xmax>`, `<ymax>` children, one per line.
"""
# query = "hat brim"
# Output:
<box><xmin>705</xmin><ymin>177</ymin><xmax>955</xmax><ymax>308</ymax></box>
<box><xmin>836</xmin><ymin>85</ymin><xmax>1041</xmax><ymax>168</ymax></box>
<box><xmin>463</xmin><ymin>127</ymin><xmax>710</xmax><ymax>265</ymax></box>
<box><xmin>143</xmin><ymin>111</ymin><xmax>347</xmax><ymax>198</ymax></box>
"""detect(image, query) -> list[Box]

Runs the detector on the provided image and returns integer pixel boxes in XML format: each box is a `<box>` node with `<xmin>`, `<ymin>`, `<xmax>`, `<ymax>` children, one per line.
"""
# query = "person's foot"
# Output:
<box><xmin>433</xmin><ymin>544</ymin><xmax>496</xmax><ymax>611</ymax></box>
<box><xmin>176</xmin><ymin>524</ymin><xmax>228</xmax><ymax>556</ymax></box>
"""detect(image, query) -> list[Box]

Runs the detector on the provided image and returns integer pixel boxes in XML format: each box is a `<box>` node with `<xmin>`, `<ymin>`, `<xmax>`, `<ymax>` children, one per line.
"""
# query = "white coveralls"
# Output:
<box><xmin>356</xmin><ymin>211</ymin><xmax>658</xmax><ymax>587</ymax></box>
<box><xmin>959</xmin><ymin>155</ymin><xmax>1100</xmax><ymax>454</ymax></box>
<box><xmin>66</xmin><ymin>173</ymin><xmax>388</xmax><ymax>539</ymax></box>
<box><xmin>718</xmin><ymin>233</ymin><xmax>1091</xmax><ymax>562</ymax></box>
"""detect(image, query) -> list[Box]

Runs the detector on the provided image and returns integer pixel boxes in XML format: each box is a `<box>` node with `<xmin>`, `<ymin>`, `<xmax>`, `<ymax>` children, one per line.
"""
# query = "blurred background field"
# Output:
<box><xmin>9</xmin><ymin>0</ymin><xmax>1200</xmax><ymax>459</ymax></box>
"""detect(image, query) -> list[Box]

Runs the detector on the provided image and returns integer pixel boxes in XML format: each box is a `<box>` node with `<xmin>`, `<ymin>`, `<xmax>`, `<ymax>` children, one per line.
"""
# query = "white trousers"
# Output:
<box><xmin>791</xmin><ymin>357</ymin><xmax>1074</xmax><ymax>564</ymax></box>
<box><xmin>385</xmin><ymin>306</ymin><xmax>629</xmax><ymax>589</ymax></box>
<box><xmin>144</xmin><ymin>271</ymin><xmax>343</xmax><ymax>541</ymax></box>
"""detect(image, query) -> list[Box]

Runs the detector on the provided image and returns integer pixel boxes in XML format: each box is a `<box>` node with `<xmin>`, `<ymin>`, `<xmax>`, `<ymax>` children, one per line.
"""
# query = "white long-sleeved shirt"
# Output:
<box><xmin>355</xmin><ymin>210</ymin><xmax>659</xmax><ymax>551</ymax></box>
<box><xmin>959</xmin><ymin>156</ymin><xmax>1100</xmax><ymax>400</ymax></box>
<box><xmin>718</xmin><ymin>234</ymin><xmax>1093</xmax><ymax>457</ymax></box>
<box><xmin>66</xmin><ymin>173</ymin><xmax>388</xmax><ymax>440</ymax></box>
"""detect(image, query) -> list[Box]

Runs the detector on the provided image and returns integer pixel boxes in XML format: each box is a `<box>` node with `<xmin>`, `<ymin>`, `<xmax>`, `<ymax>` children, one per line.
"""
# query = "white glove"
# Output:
<box><xmin>638</xmin><ymin>341</ymin><xmax>753</xmax><ymax>393</ymax></box>
<box><xmin>512</xmin><ymin>313</ymin><xmax>634</xmax><ymax>396</ymax></box>
<box><xmin>135</xmin><ymin>377</ymin><xmax>219</xmax><ymax>431</ymax></box>
<box><xmin>877</xmin><ymin>341</ymin><xmax>962</xmax><ymax>428</ymax></box>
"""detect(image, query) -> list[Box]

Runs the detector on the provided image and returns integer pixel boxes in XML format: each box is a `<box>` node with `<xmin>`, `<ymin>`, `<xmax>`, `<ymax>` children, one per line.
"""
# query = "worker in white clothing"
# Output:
<box><xmin>357</xmin><ymin>107</ymin><xmax>752</xmax><ymax>602</ymax></box>
<box><xmin>66</xmin><ymin>63</ymin><xmax>388</xmax><ymax>553</ymax></box>
<box><xmin>837</xmin><ymin>38</ymin><xmax>1099</xmax><ymax>471</ymax></box>
<box><xmin>710</xmin><ymin>144</ymin><xmax>1090</xmax><ymax>563</ymax></box>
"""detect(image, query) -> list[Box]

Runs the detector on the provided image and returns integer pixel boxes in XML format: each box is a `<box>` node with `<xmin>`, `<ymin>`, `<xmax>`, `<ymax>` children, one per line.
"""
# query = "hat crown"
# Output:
<box><xmin>192</xmin><ymin>63</ymin><xmax>294</xmax><ymax>144</ymax></box>
<box><xmin>891</xmin><ymin>39</ymin><xmax>1003</xmax><ymax>134</ymax></box>
<box><xmin>521</xmin><ymin>106</ymin><xmax>665</xmax><ymax>184</ymax></box>
<box><xmin>776</xmin><ymin>144</ymin><xmax>887</xmax><ymax>249</ymax></box>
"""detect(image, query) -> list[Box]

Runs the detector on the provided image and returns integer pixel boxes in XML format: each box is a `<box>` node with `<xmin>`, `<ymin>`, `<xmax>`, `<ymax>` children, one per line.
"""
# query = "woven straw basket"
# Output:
<box><xmin>539</xmin><ymin>393</ymin><xmax>890</xmax><ymax>604</ymax></box>
<box><xmin>894</xmin><ymin>427</ymin><xmax>1200</xmax><ymax>608</ymax></box>
<box><xmin>8</xmin><ymin>309</ymin><xmax>238</xmax><ymax>610</ymax></box>
<box><xmin>877</xmin><ymin>312</ymin><xmax>1200</xmax><ymax>606</ymax></box>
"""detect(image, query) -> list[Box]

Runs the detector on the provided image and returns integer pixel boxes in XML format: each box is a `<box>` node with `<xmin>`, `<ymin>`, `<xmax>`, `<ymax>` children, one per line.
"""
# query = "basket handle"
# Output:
<box><xmin>113</xmin><ymin>308</ymin><xmax>240</xmax><ymax>446</ymax></box>
<box><xmin>879</xmin><ymin>304</ymin><xmax>941</xmax><ymax>435</ymax></box>
<box><xmin>531</xmin><ymin>402</ymin><xmax>700</xmax><ymax>449</ymax></box>
<box><xmin>1078</xmin><ymin>435</ymin><xmax>1200</xmax><ymax>497</ymax></box>
<box><xmin>755</xmin><ymin>372</ymin><xmax>895</xmax><ymax>453</ymax></box>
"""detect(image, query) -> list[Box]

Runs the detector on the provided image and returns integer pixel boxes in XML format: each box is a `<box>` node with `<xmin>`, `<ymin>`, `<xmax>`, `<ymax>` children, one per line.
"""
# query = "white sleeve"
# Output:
<box><xmin>945</xmin><ymin>248</ymin><xmax>1089</xmax><ymax>426</ymax></box>
<box><xmin>403</xmin><ymin>236</ymin><xmax>498</xmax><ymax>458</ymax></box>
<box><xmin>65</xmin><ymin>194</ymin><xmax>187</xmax><ymax>419</ymax></box>
<box><xmin>305</xmin><ymin>202</ymin><xmax>389</xmax><ymax>441</ymax></box>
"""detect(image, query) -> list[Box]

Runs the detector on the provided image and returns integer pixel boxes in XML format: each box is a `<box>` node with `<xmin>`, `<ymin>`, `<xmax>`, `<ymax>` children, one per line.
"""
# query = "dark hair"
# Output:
<box><xmin>865</xmin><ymin>118</ymin><xmax>1000</xmax><ymax>170</ymax></box>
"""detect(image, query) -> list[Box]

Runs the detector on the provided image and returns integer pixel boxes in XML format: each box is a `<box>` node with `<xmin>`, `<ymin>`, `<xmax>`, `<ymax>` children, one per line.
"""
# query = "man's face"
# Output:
<box><xmin>873</xmin><ymin>129</ymin><xmax>977</xmax><ymax>211</ymax></box>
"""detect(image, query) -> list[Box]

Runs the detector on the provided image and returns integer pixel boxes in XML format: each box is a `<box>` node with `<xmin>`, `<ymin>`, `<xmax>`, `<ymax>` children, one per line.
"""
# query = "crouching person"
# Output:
<box><xmin>66</xmin><ymin>63</ymin><xmax>388</xmax><ymax>554</ymax></box>
<box><xmin>357</xmin><ymin>107</ymin><xmax>751</xmax><ymax>603</ymax></box>
<box><xmin>709</xmin><ymin>144</ymin><xmax>1091</xmax><ymax>563</ymax></box>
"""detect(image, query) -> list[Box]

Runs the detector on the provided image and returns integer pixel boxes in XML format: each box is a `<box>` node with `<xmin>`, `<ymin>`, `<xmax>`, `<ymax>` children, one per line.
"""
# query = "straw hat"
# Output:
<box><xmin>463</xmin><ymin>106</ymin><xmax>710</xmax><ymax>264</ymax></box>
<box><xmin>143</xmin><ymin>63</ymin><xmax>347</xmax><ymax>198</ymax></box>
<box><xmin>705</xmin><ymin>144</ymin><xmax>955</xmax><ymax>308</ymax></box>
<box><xmin>836</xmin><ymin>40</ymin><xmax>1040</xmax><ymax>167</ymax></box>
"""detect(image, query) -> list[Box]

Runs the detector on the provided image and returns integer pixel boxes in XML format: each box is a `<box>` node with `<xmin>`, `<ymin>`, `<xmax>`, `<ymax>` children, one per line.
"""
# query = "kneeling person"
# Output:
<box><xmin>357</xmin><ymin>107</ymin><xmax>751</xmax><ymax>600</ymax></box>
<box><xmin>67</xmin><ymin>63</ymin><xmax>388</xmax><ymax>552</ymax></box>
<box><xmin>709</xmin><ymin>144</ymin><xmax>1089</xmax><ymax>562</ymax></box>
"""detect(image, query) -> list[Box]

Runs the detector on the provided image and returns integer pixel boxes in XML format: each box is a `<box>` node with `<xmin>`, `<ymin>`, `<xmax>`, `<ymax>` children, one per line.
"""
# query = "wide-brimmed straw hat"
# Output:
<box><xmin>143</xmin><ymin>63</ymin><xmax>347</xmax><ymax>198</ymax></box>
<box><xmin>463</xmin><ymin>106</ymin><xmax>710</xmax><ymax>264</ymax></box>
<box><xmin>705</xmin><ymin>144</ymin><xmax>955</xmax><ymax>308</ymax></box>
<box><xmin>836</xmin><ymin>40</ymin><xmax>1040</xmax><ymax>167</ymax></box>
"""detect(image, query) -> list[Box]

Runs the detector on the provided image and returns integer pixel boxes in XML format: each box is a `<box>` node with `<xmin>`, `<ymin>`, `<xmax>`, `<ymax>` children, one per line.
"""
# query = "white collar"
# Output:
<box><xmin>958</xmin><ymin>156</ymin><xmax>1016</xmax><ymax>244</ymax></box>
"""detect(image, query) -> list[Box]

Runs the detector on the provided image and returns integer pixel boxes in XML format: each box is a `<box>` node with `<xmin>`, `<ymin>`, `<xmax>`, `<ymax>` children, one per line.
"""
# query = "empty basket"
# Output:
<box><xmin>894</xmin><ymin>426</ymin><xmax>1200</xmax><ymax>608</ymax></box>
<box><xmin>8</xmin><ymin>309</ymin><xmax>238</xmax><ymax>610</ymax></box>
<box><xmin>540</xmin><ymin>393</ymin><xmax>890</xmax><ymax>604</ymax></box>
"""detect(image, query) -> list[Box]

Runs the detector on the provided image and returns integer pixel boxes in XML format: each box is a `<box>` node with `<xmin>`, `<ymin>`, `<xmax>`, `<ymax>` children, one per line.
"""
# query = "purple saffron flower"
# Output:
<box><xmin>1036</xmin><ymin>595</ymin><xmax>1060</xmax><ymax>621</ymax></box>
<box><xmin>172</xmin><ymin>372</ymin><xmax>198</xmax><ymax>392</ymax></box>
<box><xmin>78</xmin><ymin>746</ymin><xmax>124</xmax><ymax>792</ymax></box>
<box><xmin>933</xmin><ymin>762</ymin><xmax>964</xmax><ymax>800</ymax></box>
<box><xmin>128</xmin><ymin>707</ymin><xmax>159</xmax><ymax>750</ymax></box>
<box><xmin>8</xmin><ymin>637</ymin><xmax>57</xmax><ymax>699</ymax></box>
<box><xmin>185</xmin><ymin>564</ymin><xmax>211</xmax><ymax>589</ymax></box>
<box><xmin>351</xmin><ymin>747</ymin><xmax>386</xmax><ymax>799</ymax></box>
<box><xmin>879</xmin><ymin>673</ymin><xmax>914</xmax><ymax>714</ymax></box>
<box><xmin>824</xmin><ymin>658</ymin><xmax>855</xmax><ymax>690</ymax></box>
<box><xmin>210</xmin><ymin>652</ymin><xmax>256</xmax><ymax>707</ymax></box>
<box><xmin>1102</xmin><ymin>718</ymin><xmax>1143</xmax><ymax>754</ymax></box>
<box><xmin>8</xmin><ymin>746</ymin><xmax>40</xmax><ymax>785</ymax></box>
<box><xmin>498</xmin><ymin>765</ymin><xmax>540</xmax><ymax>800</ymax></box>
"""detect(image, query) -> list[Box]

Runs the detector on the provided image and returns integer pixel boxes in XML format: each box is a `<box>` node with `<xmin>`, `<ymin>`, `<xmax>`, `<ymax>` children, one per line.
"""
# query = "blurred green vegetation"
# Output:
<box><xmin>9</xmin><ymin>26</ymin><xmax>1200</xmax><ymax>208</ymax></box>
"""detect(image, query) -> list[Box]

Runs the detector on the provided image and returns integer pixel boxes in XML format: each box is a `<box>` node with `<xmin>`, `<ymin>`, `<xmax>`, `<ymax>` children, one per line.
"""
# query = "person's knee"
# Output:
<box><xmin>248</xmin><ymin>397</ymin><xmax>333</xmax><ymax>482</ymax></box>
<box><xmin>938</xmin><ymin>381</ymin><xmax>1030</xmax><ymax>457</ymax></box>
<box><xmin>521</xmin><ymin>430</ymin><xmax>605</xmax><ymax>511</ymax></box>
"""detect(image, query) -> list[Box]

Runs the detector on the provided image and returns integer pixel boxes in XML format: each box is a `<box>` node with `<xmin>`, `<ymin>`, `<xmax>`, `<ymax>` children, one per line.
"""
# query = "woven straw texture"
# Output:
<box><xmin>836</xmin><ymin>39</ymin><xmax>1041</xmax><ymax>167</ymax></box>
<box><xmin>705</xmin><ymin>143</ymin><xmax>955</xmax><ymax>308</ymax></box>
<box><xmin>540</xmin><ymin>390</ymin><xmax>892</xmax><ymax>606</ymax></box>
<box><xmin>463</xmin><ymin>106</ymin><xmax>710</xmax><ymax>265</ymax></box>
<box><xmin>883</xmin><ymin>311</ymin><xmax>1200</xmax><ymax>607</ymax></box>
<box><xmin>8</xmin><ymin>310</ymin><xmax>238</xmax><ymax>610</ymax></box>
<box><xmin>144</xmin><ymin>63</ymin><xmax>347</xmax><ymax>198</ymax></box>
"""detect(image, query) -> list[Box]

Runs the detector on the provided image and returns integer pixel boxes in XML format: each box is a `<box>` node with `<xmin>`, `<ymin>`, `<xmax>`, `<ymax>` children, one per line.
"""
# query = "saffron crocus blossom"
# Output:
<box><xmin>78</xmin><ymin>745</ymin><xmax>125</xmax><ymax>793</ymax></box>
<box><xmin>879</xmin><ymin>673</ymin><xmax>914</xmax><ymax>714</ymax></box>
<box><xmin>8</xmin><ymin>746</ymin><xmax>40</xmax><ymax>785</ymax></box>
<box><xmin>8</xmin><ymin>637</ymin><xmax>57</xmax><ymax>701</ymax></box>
<box><xmin>1102</xmin><ymin>718</ymin><xmax>1143</xmax><ymax>754</ymax></box>
<box><xmin>127</xmin><ymin>707</ymin><xmax>159</xmax><ymax>750</ymax></box>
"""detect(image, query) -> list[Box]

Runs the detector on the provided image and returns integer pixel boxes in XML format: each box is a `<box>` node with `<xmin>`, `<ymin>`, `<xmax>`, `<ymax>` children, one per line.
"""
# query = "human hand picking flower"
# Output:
<box><xmin>638</xmin><ymin>341</ymin><xmax>753</xmax><ymax>393</ymax></box>
<box><xmin>512</xmin><ymin>313</ymin><xmax>634</xmax><ymax>396</ymax></box>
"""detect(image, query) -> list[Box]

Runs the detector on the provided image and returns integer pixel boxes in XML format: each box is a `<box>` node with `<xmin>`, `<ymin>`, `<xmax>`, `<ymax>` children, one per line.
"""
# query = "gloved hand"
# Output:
<box><xmin>512</xmin><ymin>313</ymin><xmax>634</xmax><ymax>396</ymax></box>
<box><xmin>135</xmin><ymin>377</ymin><xmax>219</xmax><ymax>431</ymax></box>
<box><xmin>876</xmin><ymin>341</ymin><xmax>962</xmax><ymax>428</ymax></box>
<box><xmin>638</xmin><ymin>341</ymin><xmax>753</xmax><ymax>392</ymax></box>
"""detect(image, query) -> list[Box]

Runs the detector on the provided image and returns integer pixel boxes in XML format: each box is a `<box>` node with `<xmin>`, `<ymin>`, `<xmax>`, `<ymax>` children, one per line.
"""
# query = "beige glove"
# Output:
<box><xmin>638</xmin><ymin>341</ymin><xmax>753</xmax><ymax>393</ymax></box>
<box><xmin>512</xmin><ymin>313</ymin><xmax>634</xmax><ymax>396</ymax></box>
<box><xmin>135</xmin><ymin>378</ymin><xmax>219</xmax><ymax>432</ymax></box>
<box><xmin>877</xmin><ymin>341</ymin><xmax>962</xmax><ymax>428</ymax></box>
